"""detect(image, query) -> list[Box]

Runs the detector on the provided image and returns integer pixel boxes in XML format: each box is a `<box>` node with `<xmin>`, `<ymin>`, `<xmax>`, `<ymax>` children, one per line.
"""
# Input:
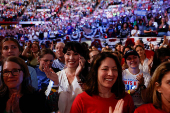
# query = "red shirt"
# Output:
<box><xmin>145</xmin><ymin>50</ymin><xmax>154</xmax><ymax>59</ymax></box>
<box><xmin>70</xmin><ymin>92</ymin><xmax>134</xmax><ymax>113</ymax></box>
<box><xmin>134</xmin><ymin>103</ymin><xmax>168</xmax><ymax>113</ymax></box>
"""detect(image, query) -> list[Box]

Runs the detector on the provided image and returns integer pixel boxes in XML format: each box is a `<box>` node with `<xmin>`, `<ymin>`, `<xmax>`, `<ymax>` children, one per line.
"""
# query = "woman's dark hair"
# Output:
<box><xmin>0</xmin><ymin>56</ymin><xmax>35</xmax><ymax>96</ymax></box>
<box><xmin>123</xmin><ymin>45</ymin><xmax>133</xmax><ymax>55</ymax></box>
<box><xmin>39</xmin><ymin>48</ymin><xmax>56</xmax><ymax>59</ymax></box>
<box><xmin>85</xmin><ymin>52</ymin><xmax>125</xmax><ymax>99</ymax></box>
<box><xmin>63</xmin><ymin>41</ymin><xmax>86</xmax><ymax>58</ymax></box>
<box><xmin>134</xmin><ymin>25</ymin><xmax>139</xmax><ymax>30</ymax></box>
<box><xmin>121</xmin><ymin>22</ymin><xmax>128</xmax><ymax>28</ymax></box>
<box><xmin>150</xmin><ymin>48</ymin><xmax>170</xmax><ymax>76</ymax></box>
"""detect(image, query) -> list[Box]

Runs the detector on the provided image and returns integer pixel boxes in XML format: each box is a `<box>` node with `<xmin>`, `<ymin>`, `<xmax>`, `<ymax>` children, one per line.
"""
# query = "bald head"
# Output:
<box><xmin>134</xmin><ymin>39</ymin><xmax>144</xmax><ymax>48</ymax></box>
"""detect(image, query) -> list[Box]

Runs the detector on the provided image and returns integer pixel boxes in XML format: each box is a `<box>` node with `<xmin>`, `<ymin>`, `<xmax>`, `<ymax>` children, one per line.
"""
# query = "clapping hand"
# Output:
<box><xmin>75</xmin><ymin>55</ymin><xmax>86</xmax><ymax>77</ymax></box>
<box><xmin>136</xmin><ymin>73</ymin><xmax>144</xmax><ymax>85</ymax></box>
<box><xmin>6</xmin><ymin>93</ymin><xmax>21</xmax><ymax>113</ymax></box>
<box><xmin>109</xmin><ymin>99</ymin><xmax>124</xmax><ymax>113</ymax></box>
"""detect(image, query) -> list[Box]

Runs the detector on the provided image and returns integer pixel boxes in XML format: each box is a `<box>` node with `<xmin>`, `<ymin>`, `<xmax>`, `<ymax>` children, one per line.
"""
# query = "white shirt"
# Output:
<box><xmin>139</xmin><ymin>58</ymin><xmax>150</xmax><ymax>74</ymax></box>
<box><xmin>46</xmin><ymin>69</ymin><xmax>82</xmax><ymax>113</ymax></box>
<box><xmin>122</xmin><ymin>69</ymin><xmax>151</xmax><ymax>107</ymax></box>
<box><xmin>131</xmin><ymin>29</ymin><xmax>141</xmax><ymax>37</ymax></box>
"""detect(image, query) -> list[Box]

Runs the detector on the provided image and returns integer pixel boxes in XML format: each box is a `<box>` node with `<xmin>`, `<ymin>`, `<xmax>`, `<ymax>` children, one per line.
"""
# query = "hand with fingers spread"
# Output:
<box><xmin>43</xmin><ymin>64</ymin><xmax>59</xmax><ymax>85</ymax></box>
<box><xmin>136</xmin><ymin>73</ymin><xmax>144</xmax><ymax>85</ymax></box>
<box><xmin>109</xmin><ymin>99</ymin><xmax>124</xmax><ymax>113</ymax></box>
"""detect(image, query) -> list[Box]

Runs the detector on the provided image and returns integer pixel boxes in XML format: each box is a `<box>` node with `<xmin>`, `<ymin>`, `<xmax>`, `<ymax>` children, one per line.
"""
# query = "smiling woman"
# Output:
<box><xmin>45</xmin><ymin>41</ymin><xmax>88</xmax><ymax>113</ymax></box>
<box><xmin>0</xmin><ymin>56</ymin><xmax>50</xmax><ymax>113</ymax></box>
<box><xmin>70</xmin><ymin>52</ymin><xmax>134</xmax><ymax>113</ymax></box>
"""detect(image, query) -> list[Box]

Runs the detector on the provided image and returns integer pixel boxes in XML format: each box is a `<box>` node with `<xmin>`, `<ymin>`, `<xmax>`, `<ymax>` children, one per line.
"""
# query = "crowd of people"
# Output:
<box><xmin>0</xmin><ymin>35</ymin><xmax>170</xmax><ymax>113</ymax></box>
<box><xmin>1</xmin><ymin>0</ymin><xmax>170</xmax><ymax>113</ymax></box>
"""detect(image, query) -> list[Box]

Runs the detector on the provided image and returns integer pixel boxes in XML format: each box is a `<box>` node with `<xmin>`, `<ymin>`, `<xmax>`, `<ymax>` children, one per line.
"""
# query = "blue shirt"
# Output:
<box><xmin>35</xmin><ymin>67</ymin><xmax>50</xmax><ymax>90</ymax></box>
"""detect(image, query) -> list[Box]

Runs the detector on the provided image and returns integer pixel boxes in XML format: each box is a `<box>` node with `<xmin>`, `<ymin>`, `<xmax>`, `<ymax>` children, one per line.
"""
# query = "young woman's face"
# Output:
<box><xmin>157</xmin><ymin>71</ymin><xmax>170</xmax><ymax>104</ymax></box>
<box><xmin>126</xmin><ymin>55</ymin><xmax>140</xmax><ymax>69</ymax></box>
<box><xmin>64</xmin><ymin>50</ymin><xmax>79</xmax><ymax>68</ymax></box>
<box><xmin>2</xmin><ymin>41</ymin><xmax>20</xmax><ymax>57</ymax></box>
<box><xmin>39</xmin><ymin>54</ymin><xmax>54</xmax><ymax>70</ymax></box>
<box><xmin>3</xmin><ymin>61</ymin><xmax>23</xmax><ymax>90</ymax></box>
<box><xmin>116</xmin><ymin>45</ymin><xmax>121</xmax><ymax>52</ymax></box>
<box><xmin>135</xmin><ymin>47</ymin><xmax>145</xmax><ymax>57</ymax></box>
<box><xmin>31</xmin><ymin>43</ymin><xmax>39</xmax><ymax>53</ymax></box>
<box><xmin>97</xmin><ymin>57</ymin><xmax>118</xmax><ymax>90</ymax></box>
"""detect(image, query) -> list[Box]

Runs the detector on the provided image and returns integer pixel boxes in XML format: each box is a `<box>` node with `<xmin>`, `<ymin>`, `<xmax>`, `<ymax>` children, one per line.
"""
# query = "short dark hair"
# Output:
<box><xmin>85</xmin><ymin>52</ymin><xmax>125</xmax><ymax>99</ymax></box>
<box><xmin>63</xmin><ymin>41</ymin><xmax>86</xmax><ymax>58</ymax></box>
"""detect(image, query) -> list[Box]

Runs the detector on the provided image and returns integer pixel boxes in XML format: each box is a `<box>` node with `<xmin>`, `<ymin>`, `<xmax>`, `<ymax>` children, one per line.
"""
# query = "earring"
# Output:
<box><xmin>158</xmin><ymin>91</ymin><xmax>161</xmax><ymax>93</ymax></box>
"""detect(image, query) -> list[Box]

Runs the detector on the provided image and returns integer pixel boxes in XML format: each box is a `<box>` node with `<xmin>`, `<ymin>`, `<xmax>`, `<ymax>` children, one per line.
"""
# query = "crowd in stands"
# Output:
<box><xmin>1</xmin><ymin>0</ymin><xmax>170</xmax><ymax>113</ymax></box>
<box><xmin>0</xmin><ymin>0</ymin><xmax>29</xmax><ymax>21</ymax></box>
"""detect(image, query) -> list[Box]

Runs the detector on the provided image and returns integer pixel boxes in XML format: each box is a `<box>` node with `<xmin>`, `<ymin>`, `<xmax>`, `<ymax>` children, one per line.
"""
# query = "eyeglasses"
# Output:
<box><xmin>2</xmin><ymin>69</ymin><xmax>22</xmax><ymax>77</ymax></box>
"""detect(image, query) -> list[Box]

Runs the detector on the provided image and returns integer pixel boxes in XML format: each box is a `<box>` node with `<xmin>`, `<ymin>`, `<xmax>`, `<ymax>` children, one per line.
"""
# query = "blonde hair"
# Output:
<box><xmin>146</xmin><ymin>61</ymin><xmax>170</xmax><ymax>109</ymax></box>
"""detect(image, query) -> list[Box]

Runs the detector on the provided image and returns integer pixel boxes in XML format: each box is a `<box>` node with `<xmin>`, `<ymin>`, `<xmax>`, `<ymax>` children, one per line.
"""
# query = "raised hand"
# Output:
<box><xmin>43</xmin><ymin>64</ymin><xmax>59</xmax><ymax>85</ymax></box>
<box><xmin>148</xmin><ymin>56</ymin><xmax>153</xmax><ymax>67</ymax></box>
<box><xmin>75</xmin><ymin>55</ymin><xmax>86</xmax><ymax>77</ymax></box>
<box><xmin>109</xmin><ymin>99</ymin><xmax>124</xmax><ymax>113</ymax></box>
<box><xmin>136</xmin><ymin>73</ymin><xmax>144</xmax><ymax>85</ymax></box>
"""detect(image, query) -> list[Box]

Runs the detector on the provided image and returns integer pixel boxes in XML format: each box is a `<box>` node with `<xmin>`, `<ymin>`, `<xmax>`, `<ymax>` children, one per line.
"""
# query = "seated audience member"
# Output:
<box><xmin>144</xmin><ymin>20</ymin><xmax>157</xmax><ymax>36</ymax></box>
<box><xmin>106</xmin><ymin>24</ymin><xmax>117</xmax><ymax>38</ymax></box>
<box><xmin>52</xmin><ymin>42</ymin><xmax>65</xmax><ymax>71</ymax></box>
<box><xmin>0</xmin><ymin>37</ymin><xmax>38</xmax><ymax>89</ymax></box>
<box><xmin>45</xmin><ymin>41</ymin><xmax>88</xmax><ymax>113</ymax></box>
<box><xmin>150</xmin><ymin>48</ymin><xmax>170</xmax><ymax>76</ymax></box>
<box><xmin>119</xmin><ymin>23</ymin><xmax>130</xmax><ymax>38</ymax></box>
<box><xmin>131</xmin><ymin>25</ymin><xmax>141</xmax><ymax>37</ymax></box>
<box><xmin>35</xmin><ymin>48</ymin><xmax>58</xmax><ymax>91</ymax></box>
<box><xmin>134</xmin><ymin>61</ymin><xmax>170</xmax><ymax>113</ymax></box>
<box><xmin>122</xmin><ymin>50</ymin><xmax>151</xmax><ymax>107</ymax></box>
<box><xmin>22</xmin><ymin>42</ymin><xmax>40</xmax><ymax>68</ymax></box>
<box><xmin>134</xmin><ymin>39</ymin><xmax>154</xmax><ymax>59</ymax></box>
<box><xmin>70</xmin><ymin>52</ymin><xmax>135</xmax><ymax>113</ymax></box>
<box><xmin>0</xmin><ymin>56</ymin><xmax>50</xmax><ymax>113</ymax></box>
<box><xmin>157</xmin><ymin>17</ymin><xmax>169</xmax><ymax>37</ymax></box>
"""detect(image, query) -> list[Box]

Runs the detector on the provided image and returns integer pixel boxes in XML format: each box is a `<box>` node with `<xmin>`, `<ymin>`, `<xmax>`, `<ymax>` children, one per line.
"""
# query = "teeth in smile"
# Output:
<box><xmin>105</xmin><ymin>79</ymin><xmax>113</xmax><ymax>81</ymax></box>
